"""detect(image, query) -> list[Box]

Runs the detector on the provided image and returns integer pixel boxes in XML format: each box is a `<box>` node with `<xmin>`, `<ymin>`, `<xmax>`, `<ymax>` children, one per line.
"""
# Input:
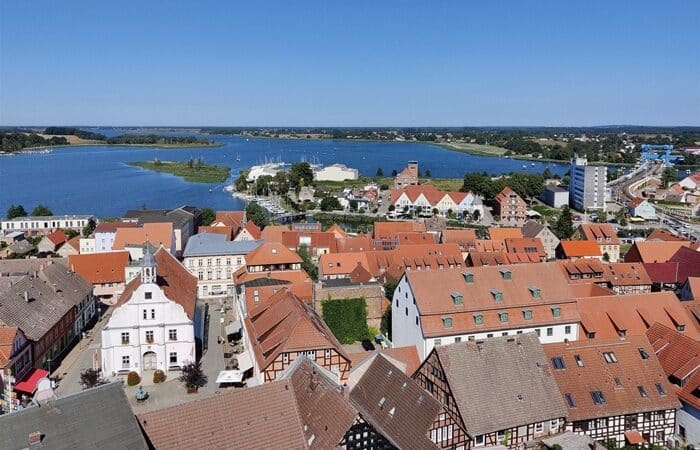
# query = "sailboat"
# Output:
<box><xmin>236</xmin><ymin>153</ymin><xmax>241</xmax><ymax>162</ymax></box>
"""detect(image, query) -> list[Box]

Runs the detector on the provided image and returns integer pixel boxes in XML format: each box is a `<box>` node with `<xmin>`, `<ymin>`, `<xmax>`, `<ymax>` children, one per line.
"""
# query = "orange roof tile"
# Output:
<box><xmin>347</xmin><ymin>346</ymin><xmax>421</xmax><ymax>376</ymax></box>
<box><xmin>46</xmin><ymin>230</ymin><xmax>67</xmax><ymax>246</ymax></box>
<box><xmin>112</xmin><ymin>222</ymin><xmax>174</xmax><ymax>251</ymax></box>
<box><xmin>488</xmin><ymin>227</ymin><xmax>523</xmax><ymax>241</ymax></box>
<box><xmin>0</xmin><ymin>326</ymin><xmax>19</xmax><ymax>367</ymax></box>
<box><xmin>624</xmin><ymin>241</ymin><xmax>690</xmax><ymax>263</ymax></box>
<box><xmin>335</xmin><ymin>235</ymin><xmax>374</xmax><ymax>252</ymax></box>
<box><xmin>558</xmin><ymin>240</ymin><xmax>602</xmax><ymax>257</ymax></box>
<box><xmin>239</xmin><ymin>269</ymin><xmax>314</xmax><ymax>307</ymax></box>
<box><xmin>373</xmin><ymin>221</ymin><xmax>426</xmax><ymax>240</ymax></box>
<box><xmin>504</xmin><ymin>237</ymin><xmax>545</xmax><ymax>259</ymax></box>
<box><xmin>577</xmin><ymin>223</ymin><xmax>620</xmax><ymax>245</ymax></box>
<box><xmin>214</xmin><ymin>210</ymin><xmax>245</xmax><ymax>228</ymax></box>
<box><xmin>326</xmin><ymin>223</ymin><xmax>347</xmax><ymax>239</ymax></box>
<box><xmin>647</xmin><ymin>229</ymin><xmax>687</xmax><ymax>242</ymax></box>
<box><xmin>65</xmin><ymin>235</ymin><xmax>81</xmax><ymax>251</ymax></box>
<box><xmin>69</xmin><ymin>251</ymin><xmax>130</xmax><ymax>284</ymax></box>
<box><xmin>197</xmin><ymin>225</ymin><xmax>233</xmax><ymax>240</ymax></box>
<box><xmin>245</xmin><ymin>242</ymin><xmax>303</xmax><ymax>266</ymax></box>
<box><xmin>282</xmin><ymin>231</ymin><xmax>338</xmax><ymax>252</ymax></box>
<box><xmin>259</xmin><ymin>224</ymin><xmax>290</xmax><ymax>243</ymax></box>
<box><xmin>603</xmin><ymin>263</ymin><xmax>652</xmax><ymax>287</ymax></box>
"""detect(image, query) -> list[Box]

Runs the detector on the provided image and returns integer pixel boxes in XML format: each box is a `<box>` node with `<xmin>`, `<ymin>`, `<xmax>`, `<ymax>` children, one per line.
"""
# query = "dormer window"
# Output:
<box><xmin>490</xmin><ymin>289</ymin><xmax>503</xmax><ymax>302</ymax></box>
<box><xmin>499</xmin><ymin>312</ymin><xmax>508</xmax><ymax>323</ymax></box>
<box><xmin>463</xmin><ymin>271</ymin><xmax>474</xmax><ymax>283</ymax></box>
<box><xmin>499</xmin><ymin>268</ymin><xmax>512</xmax><ymax>280</ymax></box>
<box><xmin>523</xmin><ymin>309</ymin><xmax>533</xmax><ymax>320</ymax></box>
<box><xmin>529</xmin><ymin>286</ymin><xmax>541</xmax><ymax>299</ymax></box>
<box><xmin>474</xmin><ymin>313</ymin><xmax>484</xmax><ymax>326</ymax></box>
<box><xmin>451</xmin><ymin>291</ymin><xmax>463</xmax><ymax>305</ymax></box>
<box><xmin>551</xmin><ymin>306</ymin><xmax>561</xmax><ymax>318</ymax></box>
<box><xmin>442</xmin><ymin>317</ymin><xmax>453</xmax><ymax>328</ymax></box>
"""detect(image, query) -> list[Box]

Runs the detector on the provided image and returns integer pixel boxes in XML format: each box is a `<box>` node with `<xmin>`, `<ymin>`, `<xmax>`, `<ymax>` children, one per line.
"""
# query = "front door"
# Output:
<box><xmin>143</xmin><ymin>351</ymin><xmax>157</xmax><ymax>370</ymax></box>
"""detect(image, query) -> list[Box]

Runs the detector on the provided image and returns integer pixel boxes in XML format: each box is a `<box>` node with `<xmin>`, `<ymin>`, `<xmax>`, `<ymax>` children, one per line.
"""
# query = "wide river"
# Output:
<box><xmin>0</xmin><ymin>132</ymin><xmax>568</xmax><ymax>217</ymax></box>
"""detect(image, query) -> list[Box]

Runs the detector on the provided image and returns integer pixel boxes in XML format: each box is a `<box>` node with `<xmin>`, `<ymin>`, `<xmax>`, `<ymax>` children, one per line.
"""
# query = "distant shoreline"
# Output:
<box><xmin>14</xmin><ymin>142</ymin><xmax>224</xmax><ymax>152</ymax></box>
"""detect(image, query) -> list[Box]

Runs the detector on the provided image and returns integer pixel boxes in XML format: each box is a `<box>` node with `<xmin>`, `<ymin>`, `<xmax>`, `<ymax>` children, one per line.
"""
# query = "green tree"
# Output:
<box><xmin>542</xmin><ymin>167</ymin><xmax>554</xmax><ymax>179</ymax></box>
<box><xmin>383</xmin><ymin>280</ymin><xmax>398</xmax><ymax>301</ymax></box>
<box><xmin>234</xmin><ymin>173</ymin><xmax>248</xmax><ymax>192</ymax></box>
<box><xmin>660</xmin><ymin>167</ymin><xmax>677</xmax><ymax>188</ymax></box>
<box><xmin>245</xmin><ymin>202</ymin><xmax>269</xmax><ymax>228</ymax></box>
<box><xmin>31</xmin><ymin>204</ymin><xmax>53</xmax><ymax>216</ymax></box>
<box><xmin>6</xmin><ymin>204</ymin><xmax>27</xmax><ymax>219</ymax></box>
<box><xmin>274</xmin><ymin>171</ymin><xmax>290</xmax><ymax>194</ymax></box>
<box><xmin>320</xmin><ymin>196</ymin><xmax>342</xmax><ymax>211</ymax></box>
<box><xmin>553</xmin><ymin>206</ymin><xmax>574</xmax><ymax>239</ymax></box>
<box><xmin>425</xmin><ymin>169</ymin><xmax>432</xmax><ymax>177</ymax></box>
<box><xmin>376</xmin><ymin>167</ymin><xmax>384</xmax><ymax>177</ymax></box>
<box><xmin>179</xmin><ymin>361</ymin><xmax>207</xmax><ymax>392</ymax></box>
<box><xmin>200</xmin><ymin>207</ymin><xmax>216</xmax><ymax>226</ymax></box>
<box><xmin>391</xmin><ymin>169</ymin><xmax>398</xmax><ymax>177</ymax></box>
<box><xmin>349</xmin><ymin>199</ymin><xmax>358</xmax><ymax>211</ymax></box>
<box><xmin>602</xmin><ymin>252</ymin><xmax>610</xmax><ymax>262</ymax></box>
<box><xmin>289</xmin><ymin>162</ymin><xmax>313</xmax><ymax>187</ymax></box>
<box><xmin>297</xmin><ymin>245</ymin><xmax>318</xmax><ymax>280</ymax></box>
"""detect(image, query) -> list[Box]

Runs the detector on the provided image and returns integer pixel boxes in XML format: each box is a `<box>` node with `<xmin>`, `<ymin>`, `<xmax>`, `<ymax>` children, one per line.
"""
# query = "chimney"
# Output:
<box><xmin>24</xmin><ymin>291</ymin><xmax>29</xmax><ymax>303</ymax></box>
<box><xmin>27</xmin><ymin>431</ymin><xmax>42</xmax><ymax>449</ymax></box>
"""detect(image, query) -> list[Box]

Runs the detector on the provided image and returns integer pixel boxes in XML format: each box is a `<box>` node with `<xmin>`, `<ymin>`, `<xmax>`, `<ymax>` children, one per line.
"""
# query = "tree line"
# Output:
<box><xmin>1</xmin><ymin>132</ymin><xmax>69</xmax><ymax>152</ymax></box>
<box><xmin>44</xmin><ymin>127</ymin><xmax>106</xmax><ymax>140</ymax></box>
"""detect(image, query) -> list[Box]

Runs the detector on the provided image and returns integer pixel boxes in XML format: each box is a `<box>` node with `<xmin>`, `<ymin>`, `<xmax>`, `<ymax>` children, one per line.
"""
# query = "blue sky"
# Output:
<box><xmin>1</xmin><ymin>1</ymin><xmax>698</xmax><ymax>126</ymax></box>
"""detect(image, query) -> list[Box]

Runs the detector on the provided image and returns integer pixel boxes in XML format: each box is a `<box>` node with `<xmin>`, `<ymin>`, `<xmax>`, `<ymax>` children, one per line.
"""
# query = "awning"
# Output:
<box><xmin>216</xmin><ymin>370</ymin><xmax>244</xmax><ymax>384</ymax></box>
<box><xmin>14</xmin><ymin>369</ymin><xmax>49</xmax><ymax>394</ymax></box>
<box><xmin>625</xmin><ymin>431</ymin><xmax>646</xmax><ymax>445</ymax></box>
<box><xmin>236</xmin><ymin>350</ymin><xmax>254</xmax><ymax>372</ymax></box>
<box><xmin>225</xmin><ymin>320</ymin><xmax>242</xmax><ymax>336</ymax></box>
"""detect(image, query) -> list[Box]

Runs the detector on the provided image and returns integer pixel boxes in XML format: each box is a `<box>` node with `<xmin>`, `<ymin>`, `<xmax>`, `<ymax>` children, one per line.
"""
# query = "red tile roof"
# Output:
<box><xmin>0</xmin><ymin>326</ymin><xmax>19</xmax><ymax>367</ymax></box>
<box><xmin>576</xmin><ymin>292</ymin><xmax>700</xmax><ymax>340</ymax></box>
<box><xmin>197</xmin><ymin>225</ymin><xmax>233</xmax><ymax>240</ymax></box>
<box><xmin>335</xmin><ymin>235</ymin><xmax>374</xmax><ymax>252</ymax></box>
<box><xmin>558</xmin><ymin>259</ymin><xmax>607</xmax><ymax>284</ymax></box>
<box><xmin>373</xmin><ymin>221</ymin><xmax>426</xmax><ymax>240</ymax></box>
<box><xmin>243</xmin><ymin>221</ymin><xmax>262</xmax><ymax>240</ymax></box>
<box><xmin>69</xmin><ymin>251</ymin><xmax>130</xmax><ymax>284</ymax></box>
<box><xmin>239</xmin><ymin>270</ymin><xmax>314</xmax><ymax>306</ymax></box>
<box><xmin>214</xmin><ymin>210</ymin><xmax>245</xmax><ymax>229</ymax></box>
<box><xmin>65</xmin><ymin>235</ymin><xmax>81</xmax><ymax>252</ymax></box>
<box><xmin>46</xmin><ymin>230</ymin><xmax>67</xmax><ymax>246</ymax></box>
<box><xmin>628</xmin><ymin>197</ymin><xmax>646</xmax><ymax>208</ymax></box>
<box><xmin>259</xmin><ymin>224</ymin><xmax>290</xmax><ymax>243</ymax></box>
<box><xmin>116</xmin><ymin>248</ymin><xmax>197</xmax><ymax>319</ymax></box>
<box><xmin>576</xmin><ymin>223</ymin><xmax>620</xmax><ymax>245</ymax></box>
<box><xmin>282</xmin><ymin>231</ymin><xmax>338</xmax><ymax>252</ymax></box>
<box><xmin>624</xmin><ymin>241</ymin><xmax>690</xmax><ymax>263</ymax></box>
<box><xmin>245</xmin><ymin>242</ymin><xmax>303</xmax><ymax>266</ymax></box>
<box><xmin>244</xmin><ymin>290</ymin><xmax>350</xmax><ymax>372</ymax></box>
<box><xmin>543</xmin><ymin>335</ymin><xmax>680</xmax><ymax>421</ymax></box>
<box><xmin>488</xmin><ymin>227</ymin><xmax>523</xmax><ymax>241</ymax></box>
<box><xmin>112</xmin><ymin>223</ymin><xmax>174</xmax><ymax>251</ymax></box>
<box><xmin>467</xmin><ymin>251</ymin><xmax>541</xmax><ymax>266</ymax></box>
<box><xmin>647</xmin><ymin>229</ymin><xmax>687</xmax><ymax>242</ymax></box>
<box><xmin>558</xmin><ymin>240</ymin><xmax>602</xmax><ymax>257</ymax></box>
<box><xmin>347</xmin><ymin>346</ymin><xmax>421</xmax><ymax>376</ymax></box>
<box><xmin>504</xmin><ymin>237</ymin><xmax>546</xmax><ymax>259</ymax></box>
<box><xmin>603</xmin><ymin>263</ymin><xmax>652</xmax><ymax>287</ymax></box>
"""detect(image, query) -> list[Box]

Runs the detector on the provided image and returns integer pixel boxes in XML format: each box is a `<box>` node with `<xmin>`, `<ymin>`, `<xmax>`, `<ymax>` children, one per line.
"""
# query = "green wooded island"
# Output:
<box><xmin>128</xmin><ymin>159</ymin><xmax>231</xmax><ymax>183</ymax></box>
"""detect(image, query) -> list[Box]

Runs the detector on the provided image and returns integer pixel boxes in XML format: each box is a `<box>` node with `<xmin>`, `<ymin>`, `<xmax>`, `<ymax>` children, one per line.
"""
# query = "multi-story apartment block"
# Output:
<box><xmin>569</xmin><ymin>156</ymin><xmax>607</xmax><ymax>211</ymax></box>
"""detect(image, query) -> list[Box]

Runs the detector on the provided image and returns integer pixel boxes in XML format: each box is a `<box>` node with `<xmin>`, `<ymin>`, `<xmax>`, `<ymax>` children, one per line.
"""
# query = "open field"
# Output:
<box><xmin>128</xmin><ymin>160</ymin><xmax>230</xmax><ymax>183</ymax></box>
<box><xmin>437</xmin><ymin>142</ymin><xmax>510</xmax><ymax>156</ymax></box>
<box><xmin>36</xmin><ymin>134</ymin><xmax>102</xmax><ymax>145</ymax></box>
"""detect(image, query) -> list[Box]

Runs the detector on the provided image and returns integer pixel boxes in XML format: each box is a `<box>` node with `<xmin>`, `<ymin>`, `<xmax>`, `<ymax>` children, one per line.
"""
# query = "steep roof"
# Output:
<box><xmin>441</xmin><ymin>228</ymin><xmax>477</xmax><ymax>244</ymax></box>
<box><xmin>495</xmin><ymin>186</ymin><xmax>526</xmax><ymax>206</ymax></box>
<box><xmin>647</xmin><ymin>229</ymin><xmax>687</xmax><ymax>242</ymax></box>
<box><xmin>117</xmin><ymin>248</ymin><xmax>197</xmax><ymax>320</ymax></box>
<box><xmin>602</xmin><ymin>262</ymin><xmax>652</xmax><ymax>287</ymax></box>
<box><xmin>239</xmin><ymin>270</ymin><xmax>314</xmax><ymax>305</ymax></box>
<box><xmin>326</xmin><ymin>223</ymin><xmax>347</xmax><ymax>239</ymax></box>
<box><xmin>576</xmin><ymin>292</ymin><xmax>700</xmax><ymax>340</ymax></box>
<box><xmin>138</xmin><ymin>379</ymin><xmax>307</xmax><ymax>449</ymax></box>
<box><xmin>319</xmin><ymin>252</ymin><xmax>370</xmax><ymax>277</ymax></box>
<box><xmin>183</xmin><ymin>233</ymin><xmax>262</xmax><ymax>257</ymax></box>
<box><xmin>245</xmin><ymin>242</ymin><xmax>303</xmax><ymax>266</ymax></box>
<box><xmin>0</xmin><ymin>383</ymin><xmax>148</xmax><ymax>450</ymax></box>
<box><xmin>196</xmin><ymin>225</ymin><xmax>233</xmax><ymax>240</ymax></box>
<box><xmin>576</xmin><ymin>223</ymin><xmax>620</xmax><ymax>245</ymax></box>
<box><xmin>244</xmin><ymin>290</ymin><xmax>350</xmax><ymax>371</ymax></box>
<box><xmin>628</xmin><ymin>197</ymin><xmax>646</xmax><ymax>208</ymax></box>
<box><xmin>213</xmin><ymin>210</ymin><xmax>245</xmax><ymax>229</ymax></box>
<box><xmin>68</xmin><ymin>251</ymin><xmax>130</xmax><ymax>284</ymax></box>
<box><xmin>405</xmin><ymin>263</ymin><xmax>577</xmax><ymax>337</ymax></box>
<box><xmin>282</xmin><ymin>231</ymin><xmax>338</xmax><ymax>252</ymax></box>
<box><xmin>0</xmin><ymin>326</ymin><xmax>19</xmax><ymax>367</ymax></box>
<box><xmin>543</xmin><ymin>335</ymin><xmax>680</xmax><ymax>421</ymax></box>
<box><xmin>488</xmin><ymin>227</ymin><xmax>523</xmax><ymax>241</ymax></box>
<box><xmin>558</xmin><ymin>259</ymin><xmax>607</xmax><ymax>283</ymax></box>
<box><xmin>350</xmin><ymin>355</ymin><xmax>442</xmax><ymax>450</ymax></box>
<box><xmin>335</xmin><ymin>235</ymin><xmax>374</xmax><ymax>252</ymax></box>
<box><xmin>46</xmin><ymin>230</ymin><xmax>68</xmax><ymax>246</ymax></box>
<box><xmin>347</xmin><ymin>346</ymin><xmax>421</xmax><ymax>376</ymax></box>
<box><xmin>94</xmin><ymin>221</ymin><xmax>138</xmax><ymax>233</ymax></box>
<box><xmin>558</xmin><ymin>240</ymin><xmax>602</xmax><ymax>257</ymax></box>
<box><xmin>0</xmin><ymin>263</ymin><xmax>93</xmax><ymax>341</ymax></box>
<box><xmin>504</xmin><ymin>237</ymin><xmax>545</xmax><ymax>258</ymax></box>
<box><xmin>668</xmin><ymin>246</ymin><xmax>700</xmax><ymax>284</ymax></box>
<box><xmin>683</xmin><ymin>277</ymin><xmax>700</xmax><ymax>300</ymax></box>
<box><xmin>112</xmin><ymin>222</ymin><xmax>174</xmax><ymax>250</ymax></box>
<box><xmin>624</xmin><ymin>241</ymin><xmax>690</xmax><ymax>263</ymax></box>
<box><xmin>467</xmin><ymin>251</ymin><xmax>541</xmax><ymax>266</ymax></box>
<box><xmin>260</xmin><ymin>224</ymin><xmax>291</xmax><ymax>242</ymax></box>
<box><xmin>521</xmin><ymin>221</ymin><xmax>546</xmax><ymax>238</ymax></box>
<box><xmin>432</xmin><ymin>333</ymin><xmax>567</xmax><ymax>436</ymax></box>
<box><xmin>646</xmin><ymin>323</ymin><xmax>700</xmax><ymax>409</ymax></box>
<box><xmin>242</xmin><ymin>220</ymin><xmax>262</xmax><ymax>240</ymax></box>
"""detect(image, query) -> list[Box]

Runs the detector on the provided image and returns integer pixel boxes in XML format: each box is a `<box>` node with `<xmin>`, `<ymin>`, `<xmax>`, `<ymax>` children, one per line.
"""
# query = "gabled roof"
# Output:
<box><xmin>65</xmin><ymin>235</ymin><xmax>81</xmax><ymax>252</ymax></box>
<box><xmin>647</xmin><ymin>229</ymin><xmax>687</xmax><ymax>242</ymax></box>
<box><xmin>576</xmin><ymin>292</ymin><xmax>700</xmax><ymax>340</ymax></box>
<box><xmin>0</xmin><ymin>382</ymin><xmax>147</xmax><ymax>450</ymax></box>
<box><xmin>326</xmin><ymin>223</ymin><xmax>347</xmax><ymax>239</ymax></box>
<box><xmin>682</xmin><ymin>277</ymin><xmax>700</xmax><ymax>300</ymax></box>
<box><xmin>183</xmin><ymin>233</ymin><xmax>262</xmax><ymax>257</ymax></box>
<box><xmin>335</xmin><ymin>235</ymin><xmax>374</xmax><ymax>252</ymax></box>
<box><xmin>112</xmin><ymin>222</ymin><xmax>174</xmax><ymax>250</ymax></box>
<box><xmin>213</xmin><ymin>210</ymin><xmax>245</xmax><ymax>229</ymax></box>
<box><xmin>347</xmin><ymin>346</ymin><xmax>421</xmax><ymax>376</ymax></box>
<box><xmin>282</xmin><ymin>231</ymin><xmax>338</xmax><ymax>252</ymax></box>
<box><xmin>242</xmin><ymin>220</ymin><xmax>262</xmax><ymax>240</ymax></box>
<box><xmin>430</xmin><ymin>333</ymin><xmax>567</xmax><ymax>436</ymax></box>
<box><xmin>68</xmin><ymin>251</ymin><xmax>130</xmax><ymax>284</ymax></box>
<box><xmin>488</xmin><ymin>227</ymin><xmax>523</xmax><ymax>241</ymax></box>
<box><xmin>373</xmin><ymin>221</ymin><xmax>426</xmax><ymax>240</ymax></box>
<box><xmin>543</xmin><ymin>335</ymin><xmax>680</xmax><ymax>421</ymax></box>
<box><xmin>624</xmin><ymin>240</ymin><xmax>690</xmax><ymax>263</ymax></box>
<box><xmin>628</xmin><ymin>197</ymin><xmax>647</xmax><ymax>208</ymax></box>
<box><xmin>239</xmin><ymin>269</ymin><xmax>314</xmax><ymax>305</ymax></box>
<box><xmin>504</xmin><ymin>237</ymin><xmax>545</xmax><ymax>258</ymax></box>
<box><xmin>467</xmin><ymin>251</ymin><xmax>541</xmax><ymax>266</ymax></box>
<box><xmin>350</xmin><ymin>355</ymin><xmax>442</xmax><ymax>450</ymax></box>
<box><xmin>244</xmin><ymin>290</ymin><xmax>350</xmax><ymax>371</ymax></box>
<box><xmin>558</xmin><ymin>240</ymin><xmax>602</xmax><ymax>257</ymax></box>
<box><xmin>260</xmin><ymin>224</ymin><xmax>291</xmax><ymax>242</ymax></box>
<box><xmin>245</xmin><ymin>242</ymin><xmax>303</xmax><ymax>266</ymax></box>
<box><xmin>521</xmin><ymin>221</ymin><xmax>547</xmax><ymax>238</ymax></box>
<box><xmin>197</xmin><ymin>225</ymin><xmax>233</xmax><ymax>240</ymax></box>
<box><xmin>668</xmin><ymin>246</ymin><xmax>700</xmax><ymax>285</ymax></box>
<box><xmin>319</xmin><ymin>252</ymin><xmax>371</xmax><ymax>277</ymax></box>
<box><xmin>495</xmin><ymin>186</ymin><xmax>526</xmax><ymax>206</ymax></box>
<box><xmin>558</xmin><ymin>259</ymin><xmax>607</xmax><ymax>283</ymax></box>
<box><xmin>46</xmin><ymin>230</ymin><xmax>67</xmax><ymax>246</ymax></box>
<box><xmin>576</xmin><ymin>223</ymin><xmax>620</xmax><ymax>245</ymax></box>
<box><xmin>603</xmin><ymin>263</ymin><xmax>652</xmax><ymax>287</ymax></box>
<box><xmin>0</xmin><ymin>326</ymin><xmax>20</xmax><ymax>367</ymax></box>
<box><xmin>647</xmin><ymin>323</ymin><xmax>700</xmax><ymax>408</ymax></box>
<box><xmin>117</xmin><ymin>248</ymin><xmax>197</xmax><ymax>320</ymax></box>
<box><xmin>441</xmin><ymin>228</ymin><xmax>477</xmax><ymax>245</ymax></box>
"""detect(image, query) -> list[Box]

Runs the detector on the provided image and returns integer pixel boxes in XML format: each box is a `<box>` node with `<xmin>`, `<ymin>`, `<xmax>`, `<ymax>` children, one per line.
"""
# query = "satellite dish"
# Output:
<box><xmin>34</xmin><ymin>377</ymin><xmax>55</xmax><ymax>403</ymax></box>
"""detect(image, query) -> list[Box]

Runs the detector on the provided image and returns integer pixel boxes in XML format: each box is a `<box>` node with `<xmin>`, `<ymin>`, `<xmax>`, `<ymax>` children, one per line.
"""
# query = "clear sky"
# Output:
<box><xmin>1</xmin><ymin>1</ymin><xmax>698</xmax><ymax>127</ymax></box>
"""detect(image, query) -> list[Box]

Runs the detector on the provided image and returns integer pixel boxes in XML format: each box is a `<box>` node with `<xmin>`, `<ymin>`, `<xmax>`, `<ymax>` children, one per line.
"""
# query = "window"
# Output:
<box><xmin>463</xmin><ymin>272</ymin><xmax>474</xmax><ymax>283</ymax></box>
<box><xmin>574</xmin><ymin>354</ymin><xmax>584</xmax><ymax>367</ymax></box>
<box><xmin>534</xmin><ymin>422</ymin><xmax>544</xmax><ymax>433</ymax></box>
<box><xmin>405</xmin><ymin>307</ymin><xmax>408</xmax><ymax>316</ymax></box>
<box><xmin>551</xmin><ymin>356</ymin><xmax>566</xmax><ymax>370</ymax></box>
<box><xmin>637</xmin><ymin>385</ymin><xmax>648</xmax><ymax>398</ymax></box>
<box><xmin>474</xmin><ymin>314</ymin><xmax>484</xmax><ymax>325</ymax></box>
<box><xmin>144</xmin><ymin>291</ymin><xmax>152</xmax><ymax>300</ymax></box>
<box><xmin>603</xmin><ymin>352</ymin><xmax>617</xmax><ymax>363</ymax></box>
<box><xmin>415</xmin><ymin>316</ymin><xmax>419</xmax><ymax>326</ymax></box>
<box><xmin>434</xmin><ymin>339</ymin><xmax>442</xmax><ymax>347</ymax></box>
<box><xmin>454</xmin><ymin>337</ymin><xmax>462</xmax><ymax>343</ymax></box>
<box><xmin>565</xmin><ymin>393</ymin><xmax>576</xmax><ymax>408</ymax></box>
<box><xmin>550</xmin><ymin>419</ymin><xmax>559</xmax><ymax>429</ymax></box>
<box><xmin>499</xmin><ymin>312</ymin><xmax>508</xmax><ymax>323</ymax></box>
<box><xmin>535</xmin><ymin>329</ymin><xmax>541</xmax><ymax>337</ymax></box>
<box><xmin>546</xmin><ymin>327</ymin><xmax>553</xmax><ymax>336</ymax></box>
<box><xmin>490</xmin><ymin>289</ymin><xmax>503</xmax><ymax>302</ymax></box>
<box><xmin>169</xmin><ymin>352</ymin><xmax>177</xmax><ymax>364</ymax></box>
<box><xmin>591</xmin><ymin>391</ymin><xmax>606</xmax><ymax>405</ymax></box>
<box><xmin>142</xmin><ymin>309</ymin><xmax>147</xmax><ymax>319</ymax></box>
<box><xmin>638</xmin><ymin>348</ymin><xmax>649</xmax><ymax>360</ymax></box>
<box><xmin>496</xmin><ymin>430</ymin><xmax>505</xmax><ymax>441</ymax></box>
<box><xmin>529</xmin><ymin>286</ymin><xmax>541</xmax><ymax>299</ymax></box>
<box><xmin>613</xmin><ymin>377</ymin><xmax>623</xmax><ymax>388</ymax></box>
<box><xmin>655</xmin><ymin>383</ymin><xmax>667</xmax><ymax>395</ymax></box>
<box><xmin>523</xmin><ymin>309</ymin><xmax>533</xmax><ymax>320</ymax></box>
<box><xmin>551</xmin><ymin>306</ymin><xmax>561</xmax><ymax>318</ymax></box>
<box><xmin>442</xmin><ymin>317</ymin><xmax>453</xmax><ymax>328</ymax></box>
<box><xmin>283</xmin><ymin>353</ymin><xmax>289</xmax><ymax>364</ymax></box>
<box><xmin>474</xmin><ymin>435</ymin><xmax>485</xmax><ymax>446</ymax></box>
<box><xmin>151</xmin><ymin>309</ymin><xmax>155</xmax><ymax>320</ymax></box>
<box><xmin>146</xmin><ymin>330</ymin><xmax>154</xmax><ymax>343</ymax></box>
<box><xmin>121</xmin><ymin>332</ymin><xmax>130</xmax><ymax>345</ymax></box>
<box><xmin>565</xmin><ymin>325</ymin><xmax>572</xmax><ymax>334</ymax></box>
<box><xmin>486</xmin><ymin>333</ymin><xmax>493</xmax><ymax>338</ymax></box>
<box><xmin>122</xmin><ymin>355</ymin><xmax>130</xmax><ymax>369</ymax></box>
<box><xmin>451</xmin><ymin>291</ymin><xmax>463</xmax><ymax>305</ymax></box>
<box><xmin>499</xmin><ymin>268</ymin><xmax>511</xmax><ymax>280</ymax></box>
<box><xmin>169</xmin><ymin>329</ymin><xmax>177</xmax><ymax>340</ymax></box>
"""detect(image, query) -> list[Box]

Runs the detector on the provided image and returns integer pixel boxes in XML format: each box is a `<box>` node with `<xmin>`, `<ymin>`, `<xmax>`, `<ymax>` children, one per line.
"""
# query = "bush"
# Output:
<box><xmin>322</xmin><ymin>297</ymin><xmax>370</xmax><ymax>344</ymax></box>
<box><xmin>153</xmin><ymin>369</ymin><xmax>166</xmax><ymax>383</ymax></box>
<box><xmin>79</xmin><ymin>368</ymin><xmax>105</xmax><ymax>390</ymax></box>
<box><xmin>127</xmin><ymin>371</ymin><xmax>140</xmax><ymax>386</ymax></box>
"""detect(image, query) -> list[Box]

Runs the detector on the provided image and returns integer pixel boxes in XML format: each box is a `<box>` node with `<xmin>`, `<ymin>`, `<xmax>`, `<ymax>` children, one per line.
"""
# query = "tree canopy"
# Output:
<box><xmin>552</xmin><ymin>206</ymin><xmax>574</xmax><ymax>239</ymax></box>
<box><xmin>245</xmin><ymin>202</ymin><xmax>269</xmax><ymax>227</ymax></box>
<box><xmin>289</xmin><ymin>162</ymin><xmax>313</xmax><ymax>188</ymax></box>
<box><xmin>6</xmin><ymin>204</ymin><xmax>27</xmax><ymax>219</ymax></box>
<box><xmin>320</xmin><ymin>196</ymin><xmax>342</xmax><ymax>211</ymax></box>
<box><xmin>31</xmin><ymin>204</ymin><xmax>53</xmax><ymax>216</ymax></box>
<box><xmin>200</xmin><ymin>207</ymin><xmax>216</xmax><ymax>226</ymax></box>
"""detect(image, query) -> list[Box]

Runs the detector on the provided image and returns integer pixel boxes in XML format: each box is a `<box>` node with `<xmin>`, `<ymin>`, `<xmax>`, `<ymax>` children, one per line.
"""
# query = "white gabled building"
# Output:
<box><xmin>101</xmin><ymin>248</ymin><xmax>198</xmax><ymax>376</ymax></box>
<box><xmin>392</xmin><ymin>262</ymin><xmax>580</xmax><ymax>360</ymax></box>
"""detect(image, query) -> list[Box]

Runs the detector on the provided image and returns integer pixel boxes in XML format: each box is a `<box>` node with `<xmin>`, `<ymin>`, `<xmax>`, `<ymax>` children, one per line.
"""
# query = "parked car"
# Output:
<box><xmin>361</xmin><ymin>339</ymin><xmax>376</xmax><ymax>351</ymax></box>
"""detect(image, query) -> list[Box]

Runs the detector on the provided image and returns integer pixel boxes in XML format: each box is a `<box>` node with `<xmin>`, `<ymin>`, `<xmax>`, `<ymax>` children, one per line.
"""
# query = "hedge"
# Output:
<box><xmin>321</xmin><ymin>297</ymin><xmax>371</xmax><ymax>344</ymax></box>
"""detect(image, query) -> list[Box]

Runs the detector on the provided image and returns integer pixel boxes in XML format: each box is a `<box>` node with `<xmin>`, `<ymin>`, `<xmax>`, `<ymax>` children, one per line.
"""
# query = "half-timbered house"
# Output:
<box><xmin>543</xmin><ymin>335</ymin><xmax>680</xmax><ymax>447</ymax></box>
<box><xmin>242</xmin><ymin>289</ymin><xmax>351</xmax><ymax>384</ymax></box>
<box><xmin>413</xmin><ymin>333</ymin><xmax>567</xmax><ymax>449</ymax></box>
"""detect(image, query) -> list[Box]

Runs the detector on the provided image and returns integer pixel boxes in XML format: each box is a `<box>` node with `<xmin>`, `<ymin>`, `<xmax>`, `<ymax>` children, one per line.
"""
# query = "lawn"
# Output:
<box><xmin>128</xmin><ymin>160</ymin><xmax>230</xmax><ymax>183</ymax></box>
